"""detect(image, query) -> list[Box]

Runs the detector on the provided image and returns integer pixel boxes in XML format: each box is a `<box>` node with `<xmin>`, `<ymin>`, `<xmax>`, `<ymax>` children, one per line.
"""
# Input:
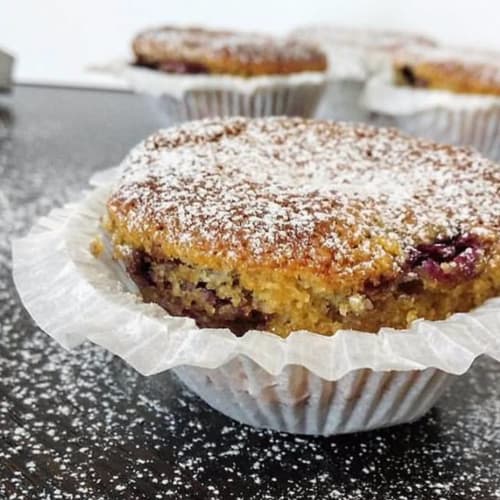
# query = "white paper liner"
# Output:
<box><xmin>174</xmin><ymin>362</ymin><xmax>456</xmax><ymax>435</ymax></box>
<box><xmin>12</xmin><ymin>167</ymin><xmax>500</xmax><ymax>382</ymax></box>
<box><xmin>93</xmin><ymin>62</ymin><xmax>326</xmax><ymax>122</ymax></box>
<box><xmin>319</xmin><ymin>46</ymin><xmax>369</xmax><ymax>81</ymax></box>
<box><xmin>315</xmin><ymin>80</ymin><xmax>368</xmax><ymax>122</ymax></box>
<box><xmin>145</xmin><ymin>84</ymin><xmax>325</xmax><ymax>123</ymax></box>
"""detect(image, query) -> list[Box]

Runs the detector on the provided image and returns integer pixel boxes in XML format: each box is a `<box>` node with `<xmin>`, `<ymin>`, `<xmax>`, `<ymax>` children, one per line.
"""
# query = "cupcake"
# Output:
<box><xmin>106</xmin><ymin>26</ymin><xmax>327</xmax><ymax>123</ymax></box>
<box><xmin>362</xmin><ymin>45</ymin><xmax>500</xmax><ymax>160</ymax></box>
<box><xmin>290</xmin><ymin>25</ymin><xmax>435</xmax><ymax>121</ymax></box>
<box><xmin>13</xmin><ymin>118</ymin><xmax>500</xmax><ymax>435</ymax></box>
<box><xmin>105</xmin><ymin>117</ymin><xmax>500</xmax><ymax>336</ymax></box>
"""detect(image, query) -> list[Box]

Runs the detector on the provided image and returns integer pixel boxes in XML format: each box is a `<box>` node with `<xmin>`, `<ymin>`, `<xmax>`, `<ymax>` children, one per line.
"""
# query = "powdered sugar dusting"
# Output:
<box><xmin>134</xmin><ymin>26</ymin><xmax>324</xmax><ymax>67</ymax></box>
<box><xmin>110</xmin><ymin>117</ymin><xmax>500</xmax><ymax>279</ymax></box>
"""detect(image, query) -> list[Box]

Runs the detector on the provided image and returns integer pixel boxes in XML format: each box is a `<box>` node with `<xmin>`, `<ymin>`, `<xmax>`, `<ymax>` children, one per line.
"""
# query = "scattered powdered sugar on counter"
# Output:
<box><xmin>133</xmin><ymin>26</ymin><xmax>324</xmax><ymax>67</ymax></box>
<box><xmin>2</xmin><ymin>201</ymin><xmax>500</xmax><ymax>500</ymax></box>
<box><xmin>1</xmin><ymin>86</ymin><xmax>499</xmax><ymax>499</ymax></box>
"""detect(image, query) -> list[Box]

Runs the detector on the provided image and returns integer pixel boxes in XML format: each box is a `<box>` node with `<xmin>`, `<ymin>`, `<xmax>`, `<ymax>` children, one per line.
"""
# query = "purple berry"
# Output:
<box><xmin>407</xmin><ymin>233</ymin><xmax>483</xmax><ymax>284</ymax></box>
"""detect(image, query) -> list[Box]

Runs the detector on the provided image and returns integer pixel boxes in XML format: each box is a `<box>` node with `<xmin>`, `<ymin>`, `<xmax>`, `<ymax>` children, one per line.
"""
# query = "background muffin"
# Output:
<box><xmin>363</xmin><ymin>44</ymin><xmax>500</xmax><ymax>160</ymax></box>
<box><xmin>290</xmin><ymin>25</ymin><xmax>435</xmax><ymax>120</ymax></box>
<box><xmin>106</xmin><ymin>25</ymin><xmax>327</xmax><ymax>123</ymax></box>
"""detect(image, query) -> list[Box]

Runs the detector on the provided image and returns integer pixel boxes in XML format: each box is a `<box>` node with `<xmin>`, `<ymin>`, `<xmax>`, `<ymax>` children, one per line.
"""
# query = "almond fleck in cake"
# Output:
<box><xmin>132</xmin><ymin>26</ymin><xmax>327</xmax><ymax>77</ymax></box>
<box><xmin>394</xmin><ymin>45</ymin><xmax>500</xmax><ymax>96</ymax></box>
<box><xmin>104</xmin><ymin>117</ymin><xmax>500</xmax><ymax>337</ymax></box>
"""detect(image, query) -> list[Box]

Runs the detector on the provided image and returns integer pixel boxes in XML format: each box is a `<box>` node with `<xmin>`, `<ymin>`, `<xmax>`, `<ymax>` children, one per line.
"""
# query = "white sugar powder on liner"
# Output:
<box><xmin>92</xmin><ymin>62</ymin><xmax>326</xmax><ymax>122</ymax></box>
<box><xmin>362</xmin><ymin>73</ymin><xmax>500</xmax><ymax>160</ymax></box>
<box><xmin>97</xmin><ymin>61</ymin><xmax>325</xmax><ymax>98</ymax></box>
<box><xmin>11</xmin><ymin>168</ymin><xmax>500</xmax><ymax>435</ymax></box>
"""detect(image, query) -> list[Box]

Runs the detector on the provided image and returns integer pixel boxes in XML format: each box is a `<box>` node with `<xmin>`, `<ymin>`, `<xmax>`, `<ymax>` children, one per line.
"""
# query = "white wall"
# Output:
<box><xmin>2</xmin><ymin>0</ymin><xmax>500</xmax><ymax>87</ymax></box>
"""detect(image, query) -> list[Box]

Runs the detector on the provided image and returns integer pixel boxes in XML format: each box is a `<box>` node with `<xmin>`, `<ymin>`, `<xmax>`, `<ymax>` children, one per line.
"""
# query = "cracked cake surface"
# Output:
<box><xmin>132</xmin><ymin>26</ymin><xmax>327</xmax><ymax>77</ymax></box>
<box><xmin>104</xmin><ymin>117</ymin><xmax>500</xmax><ymax>337</ymax></box>
<box><xmin>394</xmin><ymin>45</ymin><xmax>500</xmax><ymax>95</ymax></box>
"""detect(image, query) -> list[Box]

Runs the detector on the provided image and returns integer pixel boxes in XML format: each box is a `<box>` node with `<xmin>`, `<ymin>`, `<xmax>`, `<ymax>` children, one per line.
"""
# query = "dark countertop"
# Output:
<box><xmin>0</xmin><ymin>85</ymin><xmax>499</xmax><ymax>500</ymax></box>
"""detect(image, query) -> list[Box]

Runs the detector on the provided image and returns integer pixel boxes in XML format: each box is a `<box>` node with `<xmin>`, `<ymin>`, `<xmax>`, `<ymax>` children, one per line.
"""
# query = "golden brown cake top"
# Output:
<box><xmin>108</xmin><ymin>117</ymin><xmax>500</xmax><ymax>290</ymax></box>
<box><xmin>132</xmin><ymin>26</ymin><xmax>327</xmax><ymax>76</ymax></box>
<box><xmin>394</xmin><ymin>45</ymin><xmax>500</xmax><ymax>94</ymax></box>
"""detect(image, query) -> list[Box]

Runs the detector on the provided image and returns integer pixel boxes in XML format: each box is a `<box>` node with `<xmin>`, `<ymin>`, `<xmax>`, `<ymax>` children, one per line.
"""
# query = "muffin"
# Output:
<box><xmin>394</xmin><ymin>45</ymin><xmax>500</xmax><ymax>96</ymax></box>
<box><xmin>112</xmin><ymin>26</ymin><xmax>327</xmax><ymax>123</ymax></box>
<box><xmin>290</xmin><ymin>25</ymin><xmax>435</xmax><ymax>120</ymax></box>
<box><xmin>0</xmin><ymin>48</ymin><xmax>14</xmax><ymax>92</ymax></box>
<box><xmin>104</xmin><ymin>117</ymin><xmax>500</xmax><ymax>338</ymax></box>
<box><xmin>132</xmin><ymin>26</ymin><xmax>327</xmax><ymax>77</ymax></box>
<box><xmin>14</xmin><ymin>117</ymin><xmax>500</xmax><ymax>436</ymax></box>
<box><xmin>363</xmin><ymin>45</ymin><xmax>500</xmax><ymax>160</ymax></box>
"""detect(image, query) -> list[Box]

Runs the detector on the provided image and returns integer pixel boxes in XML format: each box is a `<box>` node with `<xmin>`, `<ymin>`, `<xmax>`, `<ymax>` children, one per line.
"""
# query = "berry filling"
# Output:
<box><xmin>406</xmin><ymin>233</ymin><xmax>484</xmax><ymax>284</ymax></box>
<box><xmin>399</xmin><ymin>65</ymin><xmax>428</xmax><ymax>87</ymax></box>
<box><xmin>134</xmin><ymin>58</ymin><xmax>209</xmax><ymax>74</ymax></box>
<box><xmin>124</xmin><ymin>250</ymin><xmax>269</xmax><ymax>336</ymax></box>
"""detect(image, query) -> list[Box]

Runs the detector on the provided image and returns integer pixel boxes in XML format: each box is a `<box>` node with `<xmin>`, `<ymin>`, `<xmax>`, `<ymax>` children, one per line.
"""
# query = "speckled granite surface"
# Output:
<box><xmin>0</xmin><ymin>86</ymin><xmax>499</xmax><ymax>500</ymax></box>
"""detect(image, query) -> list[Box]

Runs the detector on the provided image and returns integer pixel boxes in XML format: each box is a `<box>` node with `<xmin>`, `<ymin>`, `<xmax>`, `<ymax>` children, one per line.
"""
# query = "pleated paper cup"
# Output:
<box><xmin>174</xmin><ymin>361</ymin><xmax>455</xmax><ymax>435</ymax></box>
<box><xmin>315</xmin><ymin>79</ymin><xmax>367</xmax><ymax>122</ymax></box>
<box><xmin>95</xmin><ymin>62</ymin><xmax>326</xmax><ymax>124</ymax></box>
<box><xmin>362</xmin><ymin>74</ymin><xmax>500</xmax><ymax>161</ymax></box>
<box><xmin>307</xmin><ymin>46</ymin><xmax>369</xmax><ymax>122</ymax></box>
<box><xmin>11</xmin><ymin>168</ymin><xmax>500</xmax><ymax>436</ymax></box>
